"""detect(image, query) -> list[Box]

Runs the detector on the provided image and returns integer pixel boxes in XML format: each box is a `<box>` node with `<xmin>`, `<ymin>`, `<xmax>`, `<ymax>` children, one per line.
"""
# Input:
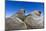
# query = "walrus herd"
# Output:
<box><xmin>5</xmin><ymin>9</ymin><xmax>44</xmax><ymax>31</ymax></box>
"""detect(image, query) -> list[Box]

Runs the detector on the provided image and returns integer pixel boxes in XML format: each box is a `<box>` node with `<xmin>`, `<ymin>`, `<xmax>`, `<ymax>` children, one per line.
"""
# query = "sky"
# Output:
<box><xmin>5</xmin><ymin>1</ymin><xmax>44</xmax><ymax>17</ymax></box>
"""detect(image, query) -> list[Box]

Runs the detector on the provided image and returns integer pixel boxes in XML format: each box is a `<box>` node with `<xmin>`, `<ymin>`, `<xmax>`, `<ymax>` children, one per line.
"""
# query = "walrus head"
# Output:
<box><xmin>34</xmin><ymin>10</ymin><xmax>41</xmax><ymax>16</ymax></box>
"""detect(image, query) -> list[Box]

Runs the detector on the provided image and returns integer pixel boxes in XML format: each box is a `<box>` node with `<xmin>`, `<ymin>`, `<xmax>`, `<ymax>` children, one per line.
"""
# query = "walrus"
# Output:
<box><xmin>5</xmin><ymin>16</ymin><xmax>27</xmax><ymax>31</ymax></box>
<box><xmin>24</xmin><ymin>10</ymin><xmax>44</xmax><ymax>29</ymax></box>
